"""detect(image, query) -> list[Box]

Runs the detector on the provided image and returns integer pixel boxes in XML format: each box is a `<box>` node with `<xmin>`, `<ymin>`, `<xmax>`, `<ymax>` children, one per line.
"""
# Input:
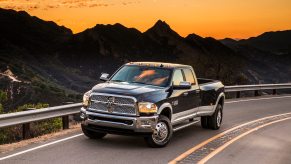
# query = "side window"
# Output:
<box><xmin>183</xmin><ymin>69</ymin><xmax>196</xmax><ymax>85</ymax></box>
<box><xmin>172</xmin><ymin>69</ymin><xmax>184</xmax><ymax>85</ymax></box>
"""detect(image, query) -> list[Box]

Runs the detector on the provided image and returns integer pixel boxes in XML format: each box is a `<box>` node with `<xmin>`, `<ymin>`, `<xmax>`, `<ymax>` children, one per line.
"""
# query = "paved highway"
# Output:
<box><xmin>208</xmin><ymin>119</ymin><xmax>291</xmax><ymax>164</ymax></box>
<box><xmin>1</xmin><ymin>95</ymin><xmax>291</xmax><ymax>164</ymax></box>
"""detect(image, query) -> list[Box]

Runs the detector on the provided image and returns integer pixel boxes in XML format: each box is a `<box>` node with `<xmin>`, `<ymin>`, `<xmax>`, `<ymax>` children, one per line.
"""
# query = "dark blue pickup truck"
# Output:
<box><xmin>80</xmin><ymin>62</ymin><xmax>225</xmax><ymax>147</ymax></box>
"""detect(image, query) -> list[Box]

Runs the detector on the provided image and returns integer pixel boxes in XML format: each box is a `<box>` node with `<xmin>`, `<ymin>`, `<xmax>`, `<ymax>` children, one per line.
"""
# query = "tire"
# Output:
<box><xmin>208</xmin><ymin>104</ymin><xmax>223</xmax><ymax>130</ymax></box>
<box><xmin>82</xmin><ymin>125</ymin><xmax>107</xmax><ymax>139</ymax></box>
<box><xmin>144</xmin><ymin>115</ymin><xmax>173</xmax><ymax>148</ymax></box>
<box><xmin>201</xmin><ymin>116</ymin><xmax>209</xmax><ymax>129</ymax></box>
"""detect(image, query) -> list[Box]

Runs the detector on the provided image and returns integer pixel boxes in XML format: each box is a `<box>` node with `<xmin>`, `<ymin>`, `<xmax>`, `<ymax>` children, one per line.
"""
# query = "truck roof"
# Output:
<box><xmin>126</xmin><ymin>62</ymin><xmax>192</xmax><ymax>69</ymax></box>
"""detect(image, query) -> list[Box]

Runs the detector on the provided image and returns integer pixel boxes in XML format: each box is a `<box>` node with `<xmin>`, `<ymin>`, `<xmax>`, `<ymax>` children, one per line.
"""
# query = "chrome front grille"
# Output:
<box><xmin>89</xmin><ymin>94</ymin><xmax>137</xmax><ymax>116</ymax></box>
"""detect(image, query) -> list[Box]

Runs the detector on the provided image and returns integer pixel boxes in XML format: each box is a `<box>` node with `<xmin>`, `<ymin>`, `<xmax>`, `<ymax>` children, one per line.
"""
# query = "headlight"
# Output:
<box><xmin>83</xmin><ymin>90</ymin><xmax>91</xmax><ymax>107</ymax></box>
<box><xmin>138</xmin><ymin>102</ymin><xmax>157</xmax><ymax>113</ymax></box>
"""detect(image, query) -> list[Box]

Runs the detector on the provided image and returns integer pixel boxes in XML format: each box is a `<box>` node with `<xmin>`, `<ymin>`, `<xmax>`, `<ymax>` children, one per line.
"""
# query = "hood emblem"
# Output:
<box><xmin>107</xmin><ymin>97</ymin><xmax>115</xmax><ymax>113</ymax></box>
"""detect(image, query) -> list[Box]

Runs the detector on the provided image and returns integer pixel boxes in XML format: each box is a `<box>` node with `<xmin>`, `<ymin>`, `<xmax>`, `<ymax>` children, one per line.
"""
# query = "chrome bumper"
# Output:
<box><xmin>80</xmin><ymin>107</ymin><xmax>158</xmax><ymax>133</ymax></box>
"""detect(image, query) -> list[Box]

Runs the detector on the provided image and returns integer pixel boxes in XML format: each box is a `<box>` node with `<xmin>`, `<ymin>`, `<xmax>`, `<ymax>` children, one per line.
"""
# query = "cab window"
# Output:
<box><xmin>183</xmin><ymin>69</ymin><xmax>196</xmax><ymax>85</ymax></box>
<box><xmin>172</xmin><ymin>69</ymin><xmax>184</xmax><ymax>86</ymax></box>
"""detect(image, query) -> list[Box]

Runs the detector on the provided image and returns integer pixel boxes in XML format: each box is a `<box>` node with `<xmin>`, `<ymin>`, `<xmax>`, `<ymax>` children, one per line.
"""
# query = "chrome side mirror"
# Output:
<box><xmin>173</xmin><ymin>81</ymin><xmax>191</xmax><ymax>89</ymax></box>
<box><xmin>100</xmin><ymin>73</ymin><xmax>110</xmax><ymax>82</ymax></box>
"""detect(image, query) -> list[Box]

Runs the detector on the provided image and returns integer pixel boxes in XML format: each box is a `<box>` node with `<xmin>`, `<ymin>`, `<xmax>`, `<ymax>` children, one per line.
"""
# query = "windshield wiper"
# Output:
<box><xmin>130</xmin><ymin>81</ymin><xmax>147</xmax><ymax>85</ymax></box>
<box><xmin>111</xmin><ymin>80</ymin><xmax>126</xmax><ymax>82</ymax></box>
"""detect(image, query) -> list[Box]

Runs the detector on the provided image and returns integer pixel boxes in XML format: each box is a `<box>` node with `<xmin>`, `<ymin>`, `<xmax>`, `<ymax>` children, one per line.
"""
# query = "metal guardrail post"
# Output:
<box><xmin>22</xmin><ymin>123</ymin><xmax>31</xmax><ymax>139</ymax></box>
<box><xmin>254</xmin><ymin>90</ymin><xmax>259</xmax><ymax>96</ymax></box>
<box><xmin>62</xmin><ymin>116</ymin><xmax>69</xmax><ymax>129</ymax></box>
<box><xmin>236</xmin><ymin>91</ymin><xmax>241</xmax><ymax>98</ymax></box>
<box><xmin>273</xmin><ymin>89</ymin><xmax>277</xmax><ymax>95</ymax></box>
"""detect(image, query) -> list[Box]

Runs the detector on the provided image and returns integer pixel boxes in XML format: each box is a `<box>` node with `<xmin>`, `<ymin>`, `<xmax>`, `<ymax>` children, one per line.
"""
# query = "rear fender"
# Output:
<box><xmin>212</xmin><ymin>92</ymin><xmax>225</xmax><ymax>113</ymax></box>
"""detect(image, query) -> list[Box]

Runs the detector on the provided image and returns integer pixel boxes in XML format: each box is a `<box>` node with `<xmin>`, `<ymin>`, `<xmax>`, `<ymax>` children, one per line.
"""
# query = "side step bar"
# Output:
<box><xmin>173</xmin><ymin>120</ymin><xmax>200</xmax><ymax>132</ymax></box>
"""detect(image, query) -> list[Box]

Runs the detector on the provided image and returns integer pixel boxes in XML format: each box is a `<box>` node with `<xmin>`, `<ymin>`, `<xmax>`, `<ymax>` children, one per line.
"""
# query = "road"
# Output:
<box><xmin>1</xmin><ymin>95</ymin><xmax>291</xmax><ymax>164</ymax></box>
<box><xmin>208</xmin><ymin>119</ymin><xmax>291</xmax><ymax>164</ymax></box>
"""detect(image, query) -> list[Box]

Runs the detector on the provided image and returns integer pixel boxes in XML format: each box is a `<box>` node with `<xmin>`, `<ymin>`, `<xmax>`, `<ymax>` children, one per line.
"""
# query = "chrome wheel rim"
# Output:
<box><xmin>152</xmin><ymin>122</ymin><xmax>168</xmax><ymax>144</ymax></box>
<box><xmin>217</xmin><ymin>110</ymin><xmax>222</xmax><ymax>127</ymax></box>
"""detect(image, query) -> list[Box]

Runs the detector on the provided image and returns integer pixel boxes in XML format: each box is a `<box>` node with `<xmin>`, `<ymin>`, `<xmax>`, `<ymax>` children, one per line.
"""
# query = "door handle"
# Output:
<box><xmin>183</xmin><ymin>92</ymin><xmax>188</xmax><ymax>96</ymax></box>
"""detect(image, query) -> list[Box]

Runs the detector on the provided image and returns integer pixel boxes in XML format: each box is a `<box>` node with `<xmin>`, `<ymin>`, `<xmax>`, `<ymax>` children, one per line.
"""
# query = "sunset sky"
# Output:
<box><xmin>0</xmin><ymin>0</ymin><xmax>291</xmax><ymax>39</ymax></box>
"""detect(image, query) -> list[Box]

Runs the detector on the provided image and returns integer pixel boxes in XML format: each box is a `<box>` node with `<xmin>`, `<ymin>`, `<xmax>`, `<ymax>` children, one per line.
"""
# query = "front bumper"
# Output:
<box><xmin>80</xmin><ymin>107</ymin><xmax>158</xmax><ymax>135</ymax></box>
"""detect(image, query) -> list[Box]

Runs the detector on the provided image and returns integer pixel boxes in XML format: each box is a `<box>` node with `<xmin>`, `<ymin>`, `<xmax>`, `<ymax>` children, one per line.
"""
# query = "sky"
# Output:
<box><xmin>0</xmin><ymin>0</ymin><xmax>291</xmax><ymax>39</ymax></box>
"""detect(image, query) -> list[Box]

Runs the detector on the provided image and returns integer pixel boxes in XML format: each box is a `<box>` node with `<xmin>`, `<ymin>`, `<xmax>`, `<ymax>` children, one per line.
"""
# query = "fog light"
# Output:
<box><xmin>80</xmin><ymin>112</ymin><xmax>86</xmax><ymax>120</ymax></box>
<box><xmin>141</xmin><ymin>120</ymin><xmax>151</xmax><ymax>125</ymax></box>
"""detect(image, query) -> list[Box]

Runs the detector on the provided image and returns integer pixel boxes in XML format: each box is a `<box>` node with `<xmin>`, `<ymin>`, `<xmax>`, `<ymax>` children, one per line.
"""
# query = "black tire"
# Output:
<box><xmin>208</xmin><ymin>104</ymin><xmax>223</xmax><ymax>130</ymax></box>
<box><xmin>144</xmin><ymin>115</ymin><xmax>173</xmax><ymax>148</ymax></box>
<box><xmin>82</xmin><ymin>125</ymin><xmax>107</xmax><ymax>139</ymax></box>
<box><xmin>201</xmin><ymin>116</ymin><xmax>209</xmax><ymax>129</ymax></box>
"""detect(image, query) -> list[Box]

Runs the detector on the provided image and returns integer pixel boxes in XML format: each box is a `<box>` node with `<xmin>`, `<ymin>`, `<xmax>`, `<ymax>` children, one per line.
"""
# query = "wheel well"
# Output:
<box><xmin>160</xmin><ymin>108</ymin><xmax>172</xmax><ymax>120</ymax></box>
<box><xmin>218</xmin><ymin>97</ymin><xmax>224</xmax><ymax>107</ymax></box>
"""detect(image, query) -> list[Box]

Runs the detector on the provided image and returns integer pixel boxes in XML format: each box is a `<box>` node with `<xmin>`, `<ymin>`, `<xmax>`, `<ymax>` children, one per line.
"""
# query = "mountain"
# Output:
<box><xmin>58</xmin><ymin>19</ymin><xmax>244</xmax><ymax>85</ymax></box>
<box><xmin>240</xmin><ymin>30</ymin><xmax>291</xmax><ymax>55</ymax></box>
<box><xmin>220</xmin><ymin>30</ymin><xmax>291</xmax><ymax>83</ymax></box>
<box><xmin>0</xmin><ymin>8</ymin><xmax>72</xmax><ymax>53</ymax></box>
<box><xmin>1</xmin><ymin>8</ymin><xmax>289</xmax><ymax>111</ymax></box>
<box><xmin>0</xmin><ymin>9</ymin><xmax>82</xmax><ymax>111</ymax></box>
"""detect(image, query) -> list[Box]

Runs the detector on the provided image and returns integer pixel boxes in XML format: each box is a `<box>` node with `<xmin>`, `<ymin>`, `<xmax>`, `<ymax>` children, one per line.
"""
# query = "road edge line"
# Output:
<box><xmin>0</xmin><ymin>133</ymin><xmax>83</xmax><ymax>161</ymax></box>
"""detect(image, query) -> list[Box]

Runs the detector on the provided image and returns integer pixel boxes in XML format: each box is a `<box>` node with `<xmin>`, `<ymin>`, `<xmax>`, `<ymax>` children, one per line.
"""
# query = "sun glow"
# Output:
<box><xmin>0</xmin><ymin>0</ymin><xmax>290</xmax><ymax>39</ymax></box>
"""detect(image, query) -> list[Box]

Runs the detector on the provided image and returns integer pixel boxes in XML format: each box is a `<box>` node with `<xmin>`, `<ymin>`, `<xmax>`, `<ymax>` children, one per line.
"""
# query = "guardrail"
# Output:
<box><xmin>225</xmin><ymin>83</ymin><xmax>291</xmax><ymax>98</ymax></box>
<box><xmin>0</xmin><ymin>103</ymin><xmax>82</xmax><ymax>139</ymax></box>
<box><xmin>0</xmin><ymin>83</ymin><xmax>291</xmax><ymax>140</ymax></box>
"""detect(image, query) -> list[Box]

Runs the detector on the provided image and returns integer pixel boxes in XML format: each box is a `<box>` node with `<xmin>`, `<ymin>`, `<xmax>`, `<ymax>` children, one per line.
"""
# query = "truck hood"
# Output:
<box><xmin>91</xmin><ymin>82</ymin><xmax>168</xmax><ymax>102</ymax></box>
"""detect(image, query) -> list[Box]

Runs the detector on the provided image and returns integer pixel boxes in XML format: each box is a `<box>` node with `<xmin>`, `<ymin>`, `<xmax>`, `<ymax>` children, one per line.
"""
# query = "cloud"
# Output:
<box><xmin>0</xmin><ymin>0</ymin><xmax>140</xmax><ymax>11</ymax></box>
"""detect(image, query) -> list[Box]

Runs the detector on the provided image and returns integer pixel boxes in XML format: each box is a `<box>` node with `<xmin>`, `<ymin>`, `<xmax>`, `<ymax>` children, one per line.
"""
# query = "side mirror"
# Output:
<box><xmin>173</xmin><ymin>81</ymin><xmax>191</xmax><ymax>90</ymax></box>
<box><xmin>100</xmin><ymin>73</ymin><xmax>110</xmax><ymax>82</ymax></box>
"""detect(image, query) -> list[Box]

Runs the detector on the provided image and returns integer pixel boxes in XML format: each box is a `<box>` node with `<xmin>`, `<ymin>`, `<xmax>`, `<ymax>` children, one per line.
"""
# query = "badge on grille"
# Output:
<box><xmin>107</xmin><ymin>97</ymin><xmax>115</xmax><ymax>113</ymax></box>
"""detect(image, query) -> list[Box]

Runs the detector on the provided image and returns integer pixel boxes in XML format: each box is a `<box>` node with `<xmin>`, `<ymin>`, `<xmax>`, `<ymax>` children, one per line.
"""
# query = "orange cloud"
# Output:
<box><xmin>0</xmin><ymin>0</ymin><xmax>140</xmax><ymax>11</ymax></box>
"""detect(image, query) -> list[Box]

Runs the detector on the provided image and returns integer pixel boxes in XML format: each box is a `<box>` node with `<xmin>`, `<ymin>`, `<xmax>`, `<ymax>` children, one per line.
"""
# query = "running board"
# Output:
<box><xmin>173</xmin><ymin>120</ymin><xmax>200</xmax><ymax>132</ymax></box>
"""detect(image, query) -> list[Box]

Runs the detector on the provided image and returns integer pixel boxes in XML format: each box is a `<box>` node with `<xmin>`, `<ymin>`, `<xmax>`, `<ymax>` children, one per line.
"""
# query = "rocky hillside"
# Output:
<box><xmin>221</xmin><ymin>31</ymin><xmax>291</xmax><ymax>83</ymax></box>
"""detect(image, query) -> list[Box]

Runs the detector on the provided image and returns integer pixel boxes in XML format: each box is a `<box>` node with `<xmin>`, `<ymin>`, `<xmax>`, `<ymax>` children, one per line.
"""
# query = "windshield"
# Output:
<box><xmin>110</xmin><ymin>65</ymin><xmax>172</xmax><ymax>87</ymax></box>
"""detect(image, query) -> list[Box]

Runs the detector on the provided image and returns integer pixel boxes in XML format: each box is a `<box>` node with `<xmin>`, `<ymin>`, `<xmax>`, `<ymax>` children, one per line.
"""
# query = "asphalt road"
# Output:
<box><xmin>208</xmin><ymin>119</ymin><xmax>291</xmax><ymax>164</ymax></box>
<box><xmin>1</xmin><ymin>95</ymin><xmax>291</xmax><ymax>164</ymax></box>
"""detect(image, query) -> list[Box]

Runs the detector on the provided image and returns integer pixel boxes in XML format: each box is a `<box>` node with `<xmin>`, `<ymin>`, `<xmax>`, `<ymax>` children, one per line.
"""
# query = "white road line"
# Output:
<box><xmin>0</xmin><ymin>133</ymin><xmax>83</xmax><ymax>161</ymax></box>
<box><xmin>225</xmin><ymin>95</ymin><xmax>291</xmax><ymax>104</ymax></box>
<box><xmin>1</xmin><ymin>95</ymin><xmax>291</xmax><ymax>161</ymax></box>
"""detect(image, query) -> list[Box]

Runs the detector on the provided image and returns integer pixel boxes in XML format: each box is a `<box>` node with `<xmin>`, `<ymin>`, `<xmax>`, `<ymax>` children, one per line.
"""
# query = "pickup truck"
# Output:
<box><xmin>80</xmin><ymin>62</ymin><xmax>225</xmax><ymax>147</ymax></box>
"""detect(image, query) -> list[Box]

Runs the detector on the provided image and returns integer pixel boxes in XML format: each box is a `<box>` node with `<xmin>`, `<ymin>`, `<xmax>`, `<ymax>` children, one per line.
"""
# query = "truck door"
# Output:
<box><xmin>182</xmin><ymin>68</ymin><xmax>200</xmax><ymax>113</ymax></box>
<box><xmin>170</xmin><ymin>69</ymin><xmax>189</xmax><ymax>114</ymax></box>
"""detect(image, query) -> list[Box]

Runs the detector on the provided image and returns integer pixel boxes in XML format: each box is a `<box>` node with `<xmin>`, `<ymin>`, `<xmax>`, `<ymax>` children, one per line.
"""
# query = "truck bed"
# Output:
<box><xmin>197</xmin><ymin>78</ymin><xmax>220</xmax><ymax>86</ymax></box>
<box><xmin>197</xmin><ymin>78</ymin><xmax>224</xmax><ymax>107</ymax></box>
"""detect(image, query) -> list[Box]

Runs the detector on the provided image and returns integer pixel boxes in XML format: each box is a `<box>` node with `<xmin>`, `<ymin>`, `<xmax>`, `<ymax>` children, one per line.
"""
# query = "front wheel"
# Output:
<box><xmin>144</xmin><ymin>115</ymin><xmax>173</xmax><ymax>148</ymax></box>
